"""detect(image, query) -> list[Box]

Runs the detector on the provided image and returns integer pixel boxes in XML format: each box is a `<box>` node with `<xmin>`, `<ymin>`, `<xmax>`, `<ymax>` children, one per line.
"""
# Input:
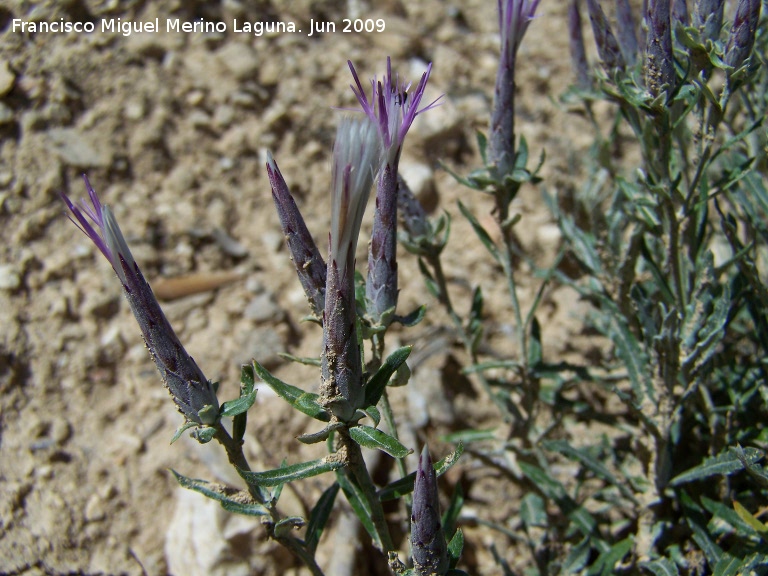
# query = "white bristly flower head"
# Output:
<box><xmin>330</xmin><ymin>117</ymin><xmax>382</xmax><ymax>276</ymax></box>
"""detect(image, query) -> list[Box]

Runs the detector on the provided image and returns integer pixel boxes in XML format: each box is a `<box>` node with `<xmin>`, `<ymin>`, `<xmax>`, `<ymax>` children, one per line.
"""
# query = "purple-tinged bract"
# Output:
<box><xmin>724</xmin><ymin>0</ymin><xmax>761</xmax><ymax>73</ymax></box>
<box><xmin>411</xmin><ymin>445</ymin><xmax>449</xmax><ymax>575</ymax></box>
<box><xmin>645</xmin><ymin>0</ymin><xmax>675</xmax><ymax>98</ymax></box>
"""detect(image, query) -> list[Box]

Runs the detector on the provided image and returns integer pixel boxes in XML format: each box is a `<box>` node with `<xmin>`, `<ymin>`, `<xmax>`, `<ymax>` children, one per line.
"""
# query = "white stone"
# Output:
<box><xmin>0</xmin><ymin>263</ymin><xmax>21</xmax><ymax>290</ymax></box>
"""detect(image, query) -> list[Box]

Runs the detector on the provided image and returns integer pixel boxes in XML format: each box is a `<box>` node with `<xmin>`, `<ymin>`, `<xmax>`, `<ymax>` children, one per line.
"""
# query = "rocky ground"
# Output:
<box><xmin>0</xmin><ymin>1</ymin><xmax>603</xmax><ymax>574</ymax></box>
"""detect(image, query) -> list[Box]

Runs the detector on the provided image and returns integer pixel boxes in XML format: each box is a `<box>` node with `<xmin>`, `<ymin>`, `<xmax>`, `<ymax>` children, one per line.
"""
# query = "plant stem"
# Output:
<box><xmin>340</xmin><ymin>430</ymin><xmax>395</xmax><ymax>552</ymax></box>
<box><xmin>215</xmin><ymin>425</ymin><xmax>325</xmax><ymax>576</ymax></box>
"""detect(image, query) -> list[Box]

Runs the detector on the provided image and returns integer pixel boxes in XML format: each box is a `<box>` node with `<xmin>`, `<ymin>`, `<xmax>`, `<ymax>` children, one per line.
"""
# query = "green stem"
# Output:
<box><xmin>340</xmin><ymin>431</ymin><xmax>395</xmax><ymax>552</ymax></box>
<box><xmin>215</xmin><ymin>425</ymin><xmax>325</xmax><ymax>575</ymax></box>
<box><xmin>379</xmin><ymin>391</ymin><xmax>410</xmax><ymax>504</ymax></box>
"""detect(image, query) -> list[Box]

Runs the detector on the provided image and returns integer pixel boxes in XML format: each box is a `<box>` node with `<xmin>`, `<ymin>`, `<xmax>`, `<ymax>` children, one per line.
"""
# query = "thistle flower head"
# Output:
<box><xmin>348</xmin><ymin>57</ymin><xmax>441</xmax><ymax>166</ymax></box>
<box><xmin>498</xmin><ymin>0</ymin><xmax>542</xmax><ymax>69</ymax></box>
<box><xmin>330</xmin><ymin>117</ymin><xmax>382</xmax><ymax>275</ymax></box>
<box><xmin>267</xmin><ymin>152</ymin><xmax>327</xmax><ymax>317</ymax></box>
<box><xmin>61</xmin><ymin>176</ymin><xmax>219</xmax><ymax>426</ymax></box>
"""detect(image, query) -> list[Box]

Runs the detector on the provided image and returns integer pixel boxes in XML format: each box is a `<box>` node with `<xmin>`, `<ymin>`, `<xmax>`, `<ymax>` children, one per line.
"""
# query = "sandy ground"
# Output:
<box><xmin>0</xmin><ymin>1</ymin><xmax>602</xmax><ymax>574</ymax></box>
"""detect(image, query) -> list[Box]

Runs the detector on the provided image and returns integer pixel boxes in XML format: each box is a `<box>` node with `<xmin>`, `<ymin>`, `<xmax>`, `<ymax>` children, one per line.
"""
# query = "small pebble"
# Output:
<box><xmin>0</xmin><ymin>263</ymin><xmax>21</xmax><ymax>290</ymax></box>
<box><xmin>244</xmin><ymin>292</ymin><xmax>282</xmax><ymax>322</ymax></box>
<box><xmin>0</xmin><ymin>60</ymin><xmax>15</xmax><ymax>96</ymax></box>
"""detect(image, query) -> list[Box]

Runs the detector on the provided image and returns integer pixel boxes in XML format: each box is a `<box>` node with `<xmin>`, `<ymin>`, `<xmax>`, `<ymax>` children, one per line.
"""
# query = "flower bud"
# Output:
<box><xmin>267</xmin><ymin>152</ymin><xmax>327</xmax><ymax>317</ymax></box>
<box><xmin>724</xmin><ymin>0</ymin><xmax>761</xmax><ymax>73</ymax></box>
<box><xmin>411</xmin><ymin>445</ymin><xmax>449</xmax><ymax>575</ymax></box>
<box><xmin>491</xmin><ymin>0</ymin><xmax>541</xmax><ymax>176</ymax></box>
<box><xmin>62</xmin><ymin>176</ymin><xmax>219</xmax><ymax>425</ymax></box>
<box><xmin>321</xmin><ymin>118</ymin><xmax>382</xmax><ymax>420</ymax></box>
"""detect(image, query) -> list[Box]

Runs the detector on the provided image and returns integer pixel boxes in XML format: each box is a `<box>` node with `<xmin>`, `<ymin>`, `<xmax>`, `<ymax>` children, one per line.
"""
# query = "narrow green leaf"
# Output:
<box><xmin>395</xmin><ymin>305</ymin><xmax>426</xmax><ymax>327</ymax></box>
<box><xmin>441</xmin><ymin>428</ymin><xmax>496</xmax><ymax>444</ymax></box>
<box><xmin>476</xmin><ymin>131</ymin><xmax>488</xmax><ymax>165</ymax></box>
<box><xmin>681</xmin><ymin>491</ymin><xmax>722</xmax><ymax>565</ymax></box>
<box><xmin>252</xmin><ymin>361</ymin><xmax>330</xmax><ymax>422</ymax></box>
<box><xmin>457</xmin><ymin>200</ymin><xmax>500</xmax><ymax>262</ymax></box>
<box><xmin>304</xmin><ymin>482</ymin><xmax>340</xmax><ymax>554</ymax></box>
<box><xmin>712</xmin><ymin>552</ymin><xmax>748</xmax><ymax>576</ymax></box>
<box><xmin>528</xmin><ymin>316</ymin><xmax>543</xmax><ymax>367</ymax></box>
<box><xmin>447</xmin><ymin>528</ymin><xmax>464</xmax><ymax>569</ymax></box>
<box><xmin>418</xmin><ymin>257</ymin><xmax>441</xmax><ymax>299</ymax></box>
<box><xmin>442</xmin><ymin>483</ymin><xmax>464</xmax><ymax>540</ymax></box>
<box><xmin>592</xmin><ymin>538</ymin><xmax>632</xmax><ymax>576</ymax></box>
<box><xmin>277</xmin><ymin>352</ymin><xmax>321</xmax><ymax>367</ymax></box>
<box><xmin>296</xmin><ymin>422</ymin><xmax>345</xmax><ymax>445</ymax></box>
<box><xmin>519</xmin><ymin>461</ymin><xmax>597</xmax><ymax>537</ymax></box>
<box><xmin>562</xmin><ymin>536</ymin><xmax>592</xmax><ymax>573</ymax></box>
<box><xmin>335</xmin><ymin>468</ymin><xmax>379</xmax><ymax>548</ymax></box>
<box><xmin>239</xmin><ymin>457</ymin><xmax>344</xmax><ymax>487</ymax></box>
<box><xmin>349</xmin><ymin>425</ymin><xmax>410</xmax><ymax>459</ymax></box>
<box><xmin>241</xmin><ymin>363</ymin><xmax>255</xmax><ymax>391</ymax></box>
<box><xmin>640</xmin><ymin>558</ymin><xmax>680</xmax><ymax>576</ymax></box>
<box><xmin>610</xmin><ymin>315</ymin><xmax>654</xmax><ymax>406</ymax></box>
<box><xmin>363</xmin><ymin>346</ymin><xmax>412</xmax><ymax>408</ymax></box>
<box><xmin>170</xmin><ymin>421</ymin><xmax>197</xmax><ymax>444</ymax></box>
<box><xmin>543</xmin><ymin>440</ymin><xmax>637</xmax><ymax>503</ymax></box>
<box><xmin>378</xmin><ymin>443</ymin><xmax>464</xmax><ymax>501</ymax></box>
<box><xmin>219</xmin><ymin>499</ymin><xmax>272</xmax><ymax>517</ymax></box>
<box><xmin>233</xmin><ymin>365</ymin><xmax>256</xmax><ymax>444</ymax></box>
<box><xmin>171</xmin><ymin>469</ymin><xmax>270</xmax><ymax>517</ymax></box>
<box><xmin>732</xmin><ymin>500</ymin><xmax>768</xmax><ymax>536</ymax></box>
<box><xmin>219</xmin><ymin>390</ymin><xmax>257</xmax><ymax>418</ymax></box>
<box><xmin>670</xmin><ymin>447</ymin><xmax>764</xmax><ymax>486</ymax></box>
<box><xmin>363</xmin><ymin>405</ymin><xmax>381</xmax><ymax>427</ymax></box>
<box><xmin>520</xmin><ymin>493</ymin><xmax>547</xmax><ymax>529</ymax></box>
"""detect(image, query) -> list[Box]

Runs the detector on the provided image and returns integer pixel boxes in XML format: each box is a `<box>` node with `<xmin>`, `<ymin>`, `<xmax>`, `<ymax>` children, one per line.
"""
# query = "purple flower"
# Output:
<box><xmin>411</xmin><ymin>445</ymin><xmax>449</xmax><ymax>575</ymax></box>
<box><xmin>321</xmin><ymin>118</ymin><xmax>382</xmax><ymax>421</ymax></box>
<box><xmin>498</xmin><ymin>0</ymin><xmax>542</xmax><ymax>70</ymax></box>
<box><xmin>491</xmin><ymin>0</ymin><xmax>541</xmax><ymax>178</ymax></box>
<box><xmin>348</xmin><ymin>57</ymin><xmax>441</xmax><ymax>166</ymax></box>
<box><xmin>267</xmin><ymin>152</ymin><xmax>327</xmax><ymax>317</ymax></box>
<box><xmin>62</xmin><ymin>176</ymin><xmax>220</xmax><ymax>425</ymax></box>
